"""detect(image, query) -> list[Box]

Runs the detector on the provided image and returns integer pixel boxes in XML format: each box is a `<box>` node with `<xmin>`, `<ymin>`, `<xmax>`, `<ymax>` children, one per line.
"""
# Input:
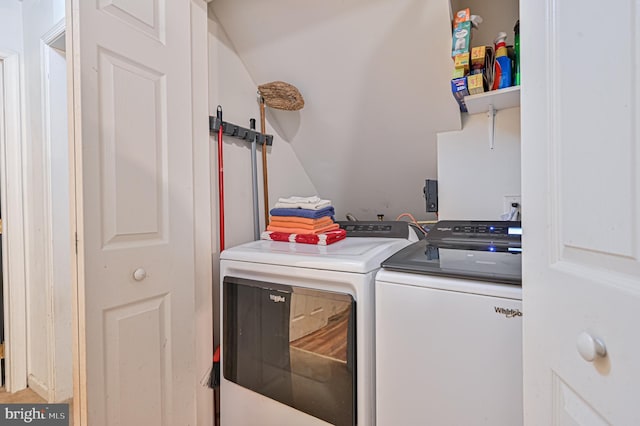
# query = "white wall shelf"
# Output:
<box><xmin>464</xmin><ymin>86</ymin><xmax>520</xmax><ymax>115</ymax></box>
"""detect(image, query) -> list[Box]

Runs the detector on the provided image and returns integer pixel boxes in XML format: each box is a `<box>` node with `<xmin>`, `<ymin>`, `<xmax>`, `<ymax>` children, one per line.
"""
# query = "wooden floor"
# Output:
<box><xmin>290</xmin><ymin>308</ymin><xmax>350</xmax><ymax>362</ymax></box>
<box><xmin>0</xmin><ymin>387</ymin><xmax>46</xmax><ymax>403</ymax></box>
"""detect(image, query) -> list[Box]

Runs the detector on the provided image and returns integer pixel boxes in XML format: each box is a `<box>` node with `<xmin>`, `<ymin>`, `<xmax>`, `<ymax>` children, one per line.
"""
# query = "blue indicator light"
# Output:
<box><xmin>489</xmin><ymin>226</ymin><xmax>495</xmax><ymax>231</ymax></box>
<box><xmin>488</xmin><ymin>246</ymin><xmax>496</xmax><ymax>252</ymax></box>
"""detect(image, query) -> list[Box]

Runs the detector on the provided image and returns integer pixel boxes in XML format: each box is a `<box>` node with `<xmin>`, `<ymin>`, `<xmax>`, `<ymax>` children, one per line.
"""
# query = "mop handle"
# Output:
<box><xmin>217</xmin><ymin>106</ymin><xmax>225</xmax><ymax>251</ymax></box>
<box><xmin>250</xmin><ymin>119</ymin><xmax>260</xmax><ymax>240</ymax></box>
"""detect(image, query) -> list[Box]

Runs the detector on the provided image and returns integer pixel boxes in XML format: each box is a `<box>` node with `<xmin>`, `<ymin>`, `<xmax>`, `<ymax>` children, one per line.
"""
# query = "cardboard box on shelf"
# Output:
<box><xmin>451</xmin><ymin>21</ymin><xmax>472</xmax><ymax>56</ymax></box>
<box><xmin>454</xmin><ymin>52</ymin><xmax>470</xmax><ymax>72</ymax></box>
<box><xmin>453</xmin><ymin>8</ymin><xmax>470</xmax><ymax>27</ymax></box>
<box><xmin>467</xmin><ymin>74</ymin><xmax>484</xmax><ymax>95</ymax></box>
<box><xmin>471</xmin><ymin>46</ymin><xmax>487</xmax><ymax>70</ymax></box>
<box><xmin>452</xmin><ymin>67</ymin><xmax>466</xmax><ymax>79</ymax></box>
<box><xmin>451</xmin><ymin>77</ymin><xmax>469</xmax><ymax>112</ymax></box>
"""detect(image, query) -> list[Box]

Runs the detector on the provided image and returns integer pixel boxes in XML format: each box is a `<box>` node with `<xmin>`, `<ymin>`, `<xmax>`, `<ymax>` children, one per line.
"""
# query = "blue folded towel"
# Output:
<box><xmin>270</xmin><ymin>206</ymin><xmax>335</xmax><ymax>219</ymax></box>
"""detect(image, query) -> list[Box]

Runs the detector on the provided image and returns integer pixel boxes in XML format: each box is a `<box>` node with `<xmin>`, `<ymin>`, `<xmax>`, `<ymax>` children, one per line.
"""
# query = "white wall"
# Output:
<box><xmin>208</xmin><ymin>11</ymin><xmax>317</xmax><ymax>249</ymax></box>
<box><xmin>0</xmin><ymin>0</ymin><xmax>24</xmax><ymax>53</ymax></box>
<box><xmin>437</xmin><ymin>107</ymin><xmax>521</xmax><ymax>220</ymax></box>
<box><xmin>210</xmin><ymin>0</ymin><xmax>461</xmax><ymax>222</ymax></box>
<box><xmin>20</xmin><ymin>0</ymin><xmax>68</xmax><ymax>400</ymax></box>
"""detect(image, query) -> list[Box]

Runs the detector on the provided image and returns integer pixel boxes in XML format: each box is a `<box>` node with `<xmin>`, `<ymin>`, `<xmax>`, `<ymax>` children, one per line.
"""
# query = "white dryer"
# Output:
<box><xmin>219</xmin><ymin>223</ymin><xmax>416</xmax><ymax>426</ymax></box>
<box><xmin>375</xmin><ymin>221</ymin><xmax>523</xmax><ymax>426</ymax></box>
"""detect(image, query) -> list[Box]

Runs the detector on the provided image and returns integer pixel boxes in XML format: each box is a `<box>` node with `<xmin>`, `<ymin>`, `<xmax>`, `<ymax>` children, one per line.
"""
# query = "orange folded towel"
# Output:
<box><xmin>269</xmin><ymin>216</ymin><xmax>334</xmax><ymax>226</ymax></box>
<box><xmin>266</xmin><ymin>223</ymin><xmax>340</xmax><ymax>235</ymax></box>
<box><xmin>269</xmin><ymin>217</ymin><xmax>334</xmax><ymax>230</ymax></box>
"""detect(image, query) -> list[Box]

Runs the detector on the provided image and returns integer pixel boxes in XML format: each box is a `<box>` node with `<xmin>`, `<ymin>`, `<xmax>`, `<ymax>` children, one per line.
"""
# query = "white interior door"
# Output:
<box><xmin>69</xmin><ymin>0</ymin><xmax>202</xmax><ymax>424</ymax></box>
<box><xmin>0</xmin><ymin>50</ymin><xmax>28</xmax><ymax>393</ymax></box>
<box><xmin>0</xmin><ymin>58</ymin><xmax>4</xmax><ymax>388</ymax></box>
<box><xmin>521</xmin><ymin>0</ymin><xmax>640</xmax><ymax>424</ymax></box>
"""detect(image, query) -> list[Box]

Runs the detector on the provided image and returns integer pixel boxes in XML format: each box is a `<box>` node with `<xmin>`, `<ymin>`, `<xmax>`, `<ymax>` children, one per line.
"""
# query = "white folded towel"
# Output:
<box><xmin>277</xmin><ymin>196</ymin><xmax>322</xmax><ymax>204</ymax></box>
<box><xmin>275</xmin><ymin>195</ymin><xmax>332</xmax><ymax>210</ymax></box>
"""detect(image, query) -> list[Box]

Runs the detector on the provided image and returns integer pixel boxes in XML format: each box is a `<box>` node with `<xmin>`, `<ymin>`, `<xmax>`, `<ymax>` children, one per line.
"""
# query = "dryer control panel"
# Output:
<box><xmin>337</xmin><ymin>221</ymin><xmax>410</xmax><ymax>239</ymax></box>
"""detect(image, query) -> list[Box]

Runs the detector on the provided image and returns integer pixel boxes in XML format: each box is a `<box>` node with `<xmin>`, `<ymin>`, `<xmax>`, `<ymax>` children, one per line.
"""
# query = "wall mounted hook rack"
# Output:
<box><xmin>209</xmin><ymin>116</ymin><xmax>274</xmax><ymax>146</ymax></box>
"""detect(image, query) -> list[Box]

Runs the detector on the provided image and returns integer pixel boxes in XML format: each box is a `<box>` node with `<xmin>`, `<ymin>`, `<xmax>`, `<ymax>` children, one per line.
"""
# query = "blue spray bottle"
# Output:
<box><xmin>492</xmin><ymin>32</ymin><xmax>512</xmax><ymax>90</ymax></box>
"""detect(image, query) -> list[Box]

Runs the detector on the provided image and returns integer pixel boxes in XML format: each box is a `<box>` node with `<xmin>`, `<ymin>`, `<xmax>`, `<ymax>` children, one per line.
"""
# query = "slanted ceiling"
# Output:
<box><xmin>210</xmin><ymin>0</ymin><xmax>461</xmax><ymax>221</ymax></box>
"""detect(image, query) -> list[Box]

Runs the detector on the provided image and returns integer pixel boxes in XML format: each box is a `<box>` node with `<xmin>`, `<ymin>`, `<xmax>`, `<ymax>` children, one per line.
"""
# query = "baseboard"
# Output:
<box><xmin>27</xmin><ymin>374</ymin><xmax>49</xmax><ymax>402</ymax></box>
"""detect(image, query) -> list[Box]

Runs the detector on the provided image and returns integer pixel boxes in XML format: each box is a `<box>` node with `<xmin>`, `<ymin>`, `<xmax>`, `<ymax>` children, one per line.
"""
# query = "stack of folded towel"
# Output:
<box><xmin>261</xmin><ymin>196</ymin><xmax>347</xmax><ymax>245</ymax></box>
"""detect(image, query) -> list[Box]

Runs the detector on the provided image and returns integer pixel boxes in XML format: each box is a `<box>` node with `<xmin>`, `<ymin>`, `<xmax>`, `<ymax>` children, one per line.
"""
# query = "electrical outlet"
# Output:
<box><xmin>503</xmin><ymin>195</ymin><xmax>521</xmax><ymax>219</ymax></box>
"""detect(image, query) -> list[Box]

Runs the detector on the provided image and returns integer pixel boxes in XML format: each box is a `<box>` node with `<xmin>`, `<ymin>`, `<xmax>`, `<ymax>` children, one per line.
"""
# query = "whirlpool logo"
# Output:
<box><xmin>494</xmin><ymin>306</ymin><xmax>522</xmax><ymax>318</ymax></box>
<box><xmin>269</xmin><ymin>294</ymin><xmax>286</xmax><ymax>303</ymax></box>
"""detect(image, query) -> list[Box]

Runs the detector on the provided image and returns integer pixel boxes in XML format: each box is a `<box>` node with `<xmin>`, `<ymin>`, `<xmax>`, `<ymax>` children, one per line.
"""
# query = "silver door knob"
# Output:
<box><xmin>577</xmin><ymin>331</ymin><xmax>607</xmax><ymax>362</ymax></box>
<box><xmin>133</xmin><ymin>268</ymin><xmax>147</xmax><ymax>281</ymax></box>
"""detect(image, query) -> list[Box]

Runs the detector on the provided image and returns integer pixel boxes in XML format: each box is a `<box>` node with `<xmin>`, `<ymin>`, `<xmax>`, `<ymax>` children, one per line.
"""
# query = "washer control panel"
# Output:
<box><xmin>428</xmin><ymin>220</ymin><xmax>521</xmax><ymax>246</ymax></box>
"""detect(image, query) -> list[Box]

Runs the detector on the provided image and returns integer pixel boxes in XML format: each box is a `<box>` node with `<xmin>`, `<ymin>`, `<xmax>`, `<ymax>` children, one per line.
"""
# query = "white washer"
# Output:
<box><xmin>375</xmin><ymin>267</ymin><xmax>523</xmax><ymax>426</ymax></box>
<box><xmin>220</xmin><ymin>233</ymin><xmax>415</xmax><ymax>426</ymax></box>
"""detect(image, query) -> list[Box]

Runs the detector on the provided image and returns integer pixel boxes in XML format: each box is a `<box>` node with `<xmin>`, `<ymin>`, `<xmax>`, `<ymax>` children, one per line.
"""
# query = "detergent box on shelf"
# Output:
<box><xmin>451</xmin><ymin>21</ymin><xmax>472</xmax><ymax>57</ymax></box>
<box><xmin>451</xmin><ymin>77</ymin><xmax>469</xmax><ymax>112</ymax></box>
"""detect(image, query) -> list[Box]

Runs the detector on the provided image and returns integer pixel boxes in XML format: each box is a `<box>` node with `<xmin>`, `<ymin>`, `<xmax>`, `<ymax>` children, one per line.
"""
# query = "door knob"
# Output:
<box><xmin>577</xmin><ymin>331</ymin><xmax>607</xmax><ymax>362</ymax></box>
<box><xmin>133</xmin><ymin>268</ymin><xmax>147</xmax><ymax>281</ymax></box>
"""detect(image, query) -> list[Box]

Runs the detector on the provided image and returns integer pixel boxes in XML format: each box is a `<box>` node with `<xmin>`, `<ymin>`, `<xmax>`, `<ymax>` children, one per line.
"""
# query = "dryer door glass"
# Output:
<box><xmin>224</xmin><ymin>276</ymin><xmax>356</xmax><ymax>426</ymax></box>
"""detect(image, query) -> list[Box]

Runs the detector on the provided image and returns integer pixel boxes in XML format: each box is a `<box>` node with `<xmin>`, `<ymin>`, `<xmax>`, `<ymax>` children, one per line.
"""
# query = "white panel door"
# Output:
<box><xmin>521</xmin><ymin>0</ymin><xmax>640</xmax><ymax>424</ymax></box>
<box><xmin>70</xmin><ymin>0</ymin><xmax>200</xmax><ymax>424</ymax></box>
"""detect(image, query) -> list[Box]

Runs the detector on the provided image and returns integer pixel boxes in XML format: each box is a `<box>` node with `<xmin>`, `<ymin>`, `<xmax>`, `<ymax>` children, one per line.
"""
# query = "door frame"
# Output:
<box><xmin>66</xmin><ymin>0</ymin><xmax>83</xmax><ymax>421</ymax></box>
<box><xmin>40</xmin><ymin>18</ymin><xmax>72</xmax><ymax>402</ymax></box>
<box><xmin>0</xmin><ymin>49</ymin><xmax>28</xmax><ymax>393</ymax></box>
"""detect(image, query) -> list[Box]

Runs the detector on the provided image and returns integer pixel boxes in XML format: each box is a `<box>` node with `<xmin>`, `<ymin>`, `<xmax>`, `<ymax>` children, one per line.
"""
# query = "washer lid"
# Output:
<box><xmin>381</xmin><ymin>239</ymin><xmax>522</xmax><ymax>285</ymax></box>
<box><xmin>220</xmin><ymin>237</ymin><xmax>413</xmax><ymax>274</ymax></box>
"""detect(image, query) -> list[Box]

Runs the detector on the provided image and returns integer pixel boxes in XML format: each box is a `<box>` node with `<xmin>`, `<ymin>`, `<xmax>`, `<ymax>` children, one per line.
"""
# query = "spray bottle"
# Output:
<box><xmin>492</xmin><ymin>32</ymin><xmax>512</xmax><ymax>90</ymax></box>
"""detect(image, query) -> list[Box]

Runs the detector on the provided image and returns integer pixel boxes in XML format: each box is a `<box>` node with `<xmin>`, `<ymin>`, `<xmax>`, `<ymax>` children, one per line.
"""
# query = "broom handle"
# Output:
<box><xmin>217</xmin><ymin>106</ymin><xmax>225</xmax><ymax>251</ymax></box>
<box><xmin>260</xmin><ymin>98</ymin><xmax>269</xmax><ymax>228</ymax></box>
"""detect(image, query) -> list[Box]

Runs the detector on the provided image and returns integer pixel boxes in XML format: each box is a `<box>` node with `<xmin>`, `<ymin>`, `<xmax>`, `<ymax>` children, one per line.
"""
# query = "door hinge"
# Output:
<box><xmin>0</xmin><ymin>342</ymin><xmax>4</xmax><ymax>360</ymax></box>
<box><xmin>75</xmin><ymin>232</ymin><xmax>78</xmax><ymax>254</ymax></box>
<box><xmin>0</xmin><ymin>218</ymin><xmax>3</xmax><ymax>234</ymax></box>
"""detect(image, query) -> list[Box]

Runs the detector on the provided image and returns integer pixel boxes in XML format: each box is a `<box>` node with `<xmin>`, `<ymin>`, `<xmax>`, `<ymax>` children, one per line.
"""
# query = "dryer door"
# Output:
<box><xmin>223</xmin><ymin>276</ymin><xmax>356</xmax><ymax>426</ymax></box>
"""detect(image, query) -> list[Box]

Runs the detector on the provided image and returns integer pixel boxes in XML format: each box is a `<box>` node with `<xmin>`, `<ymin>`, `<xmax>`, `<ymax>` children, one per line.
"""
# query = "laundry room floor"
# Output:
<box><xmin>0</xmin><ymin>387</ymin><xmax>45</xmax><ymax>403</ymax></box>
